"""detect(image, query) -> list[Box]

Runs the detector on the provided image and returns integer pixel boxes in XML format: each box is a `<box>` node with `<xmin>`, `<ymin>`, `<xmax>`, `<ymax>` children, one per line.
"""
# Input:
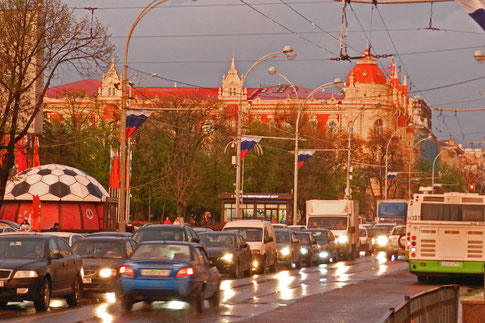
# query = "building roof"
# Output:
<box><xmin>46</xmin><ymin>79</ymin><xmax>101</xmax><ymax>99</ymax></box>
<box><xmin>131</xmin><ymin>87</ymin><xmax>220</xmax><ymax>100</ymax></box>
<box><xmin>346</xmin><ymin>49</ymin><xmax>386</xmax><ymax>86</ymax></box>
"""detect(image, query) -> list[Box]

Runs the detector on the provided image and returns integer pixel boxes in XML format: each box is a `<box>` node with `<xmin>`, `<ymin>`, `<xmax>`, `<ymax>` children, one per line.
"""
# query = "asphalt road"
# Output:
<box><xmin>0</xmin><ymin>252</ymin><xmax>479</xmax><ymax>322</ymax></box>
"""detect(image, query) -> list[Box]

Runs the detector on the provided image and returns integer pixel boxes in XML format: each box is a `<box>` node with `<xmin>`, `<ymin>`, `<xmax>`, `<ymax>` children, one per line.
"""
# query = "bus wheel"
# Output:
<box><xmin>417</xmin><ymin>274</ymin><xmax>428</xmax><ymax>283</ymax></box>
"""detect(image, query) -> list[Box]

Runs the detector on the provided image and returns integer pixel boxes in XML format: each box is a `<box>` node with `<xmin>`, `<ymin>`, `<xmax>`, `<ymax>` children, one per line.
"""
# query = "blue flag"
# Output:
<box><xmin>297</xmin><ymin>150</ymin><xmax>316</xmax><ymax>170</ymax></box>
<box><xmin>241</xmin><ymin>136</ymin><xmax>262</xmax><ymax>160</ymax></box>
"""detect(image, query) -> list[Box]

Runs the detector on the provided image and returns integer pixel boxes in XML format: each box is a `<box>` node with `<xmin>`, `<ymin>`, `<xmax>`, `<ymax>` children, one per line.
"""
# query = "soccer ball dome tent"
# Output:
<box><xmin>0</xmin><ymin>164</ymin><xmax>110</xmax><ymax>231</ymax></box>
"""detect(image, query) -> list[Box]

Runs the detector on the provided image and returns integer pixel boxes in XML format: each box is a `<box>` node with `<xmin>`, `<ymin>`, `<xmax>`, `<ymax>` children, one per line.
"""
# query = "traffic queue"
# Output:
<box><xmin>0</xmin><ymin>219</ymin><xmax>369</xmax><ymax>313</ymax></box>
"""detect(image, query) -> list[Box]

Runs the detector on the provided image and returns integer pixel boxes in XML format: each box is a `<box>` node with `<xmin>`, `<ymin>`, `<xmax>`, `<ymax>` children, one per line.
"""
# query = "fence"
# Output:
<box><xmin>384</xmin><ymin>284</ymin><xmax>459</xmax><ymax>323</ymax></box>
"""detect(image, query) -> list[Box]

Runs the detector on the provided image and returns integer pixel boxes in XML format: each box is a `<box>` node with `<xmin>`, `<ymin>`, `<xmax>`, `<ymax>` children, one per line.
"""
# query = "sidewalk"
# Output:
<box><xmin>245</xmin><ymin>270</ymin><xmax>445</xmax><ymax>323</ymax></box>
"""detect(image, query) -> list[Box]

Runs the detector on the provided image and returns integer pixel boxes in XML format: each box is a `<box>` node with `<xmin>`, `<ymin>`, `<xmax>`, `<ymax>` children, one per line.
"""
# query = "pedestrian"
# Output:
<box><xmin>204</xmin><ymin>212</ymin><xmax>212</xmax><ymax>226</ymax></box>
<box><xmin>173</xmin><ymin>218</ymin><xmax>180</xmax><ymax>225</ymax></box>
<box><xmin>50</xmin><ymin>222</ymin><xmax>60</xmax><ymax>232</ymax></box>
<box><xmin>163</xmin><ymin>217</ymin><xmax>172</xmax><ymax>224</ymax></box>
<box><xmin>20</xmin><ymin>219</ymin><xmax>31</xmax><ymax>232</ymax></box>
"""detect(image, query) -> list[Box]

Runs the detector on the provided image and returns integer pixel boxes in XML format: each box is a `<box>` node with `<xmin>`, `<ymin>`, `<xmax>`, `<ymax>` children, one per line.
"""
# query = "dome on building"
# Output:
<box><xmin>5</xmin><ymin>164</ymin><xmax>109</xmax><ymax>202</ymax></box>
<box><xmin>346</xmin><ymin>49</ymin><xmax>386</xmax><ymax>86</ymax></box>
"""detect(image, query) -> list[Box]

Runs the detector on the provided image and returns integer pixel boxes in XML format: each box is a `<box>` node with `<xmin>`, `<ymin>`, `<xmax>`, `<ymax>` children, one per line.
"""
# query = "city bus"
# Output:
<box><xmin>376</xmin><ymin>200</ymin><xmax>409</xmax><ymax>225</ymax></box>
<box><xmin>407</xmin><ymin>192</ymin><xmax>485</xmax><ymax>281</ymax></box>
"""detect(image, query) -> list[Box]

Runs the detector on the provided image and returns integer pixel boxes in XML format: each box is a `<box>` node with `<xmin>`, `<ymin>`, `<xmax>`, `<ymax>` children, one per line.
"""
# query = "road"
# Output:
<box><xmin>0</xmin><ymin>252</ymin><xmax>478</xmax><ymax>322</ymax></box>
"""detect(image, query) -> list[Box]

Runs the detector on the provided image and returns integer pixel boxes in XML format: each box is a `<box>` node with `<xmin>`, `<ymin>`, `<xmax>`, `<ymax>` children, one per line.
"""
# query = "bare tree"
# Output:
<box><xmin>0</xmin><ymin>0</ymin><xmax>114</xmax><ymax>203</ymax></box>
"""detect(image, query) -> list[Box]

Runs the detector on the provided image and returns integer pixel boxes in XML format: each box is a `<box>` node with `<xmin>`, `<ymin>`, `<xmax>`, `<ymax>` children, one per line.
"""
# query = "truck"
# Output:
<box><xmin>376</xmin><ymin>199</ymin><xmax>409</xmax><ymax>225</ymax></box>
<box><xmin>306</xmin><ymin>200</ymin><xmax>360</xmax><ymax>260</ymax></box>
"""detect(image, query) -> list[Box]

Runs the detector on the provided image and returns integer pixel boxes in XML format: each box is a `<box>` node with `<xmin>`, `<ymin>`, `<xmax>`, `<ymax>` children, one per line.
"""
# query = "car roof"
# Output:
<box><xmin>138</xmin><ymin>241</ymin><xmax>199</xmax><ymax>247</ymax></box>
<box><xmin>223</xmin><ymin>219</ymin><xmax>270</xmax><ymax>228</ymax></box>
<box><xmin>137</xmin><ymin>224</ymin><xmax>185</xmax><ymax>230</ymax></box>
<box><xmin>38</xmin><ymin>232</ymin><xmax>81</xmax><ymax>237</ymax></box>
<box><xmin>199</xmin><ymin>231</ymin><xmax>236</xmax><ymax>236</ymax></box>
<box><xmin>0</xmin><ymin>232</ymin><xmax>51</xmax><ymax>239</ymax></box>
<box><xmin>81</xmin><ymin>236</ymin><xmax>131</xmax><ymax>241</ymax></box>
<box><xmin>274</xmin><ymin>228</ymin><xmax>292</xmax><ymax>232</ymax></box>
<box><xmin>303</xmin><ymin>228</ymin><xmax>329</xmax><ymax>232</ymax></box>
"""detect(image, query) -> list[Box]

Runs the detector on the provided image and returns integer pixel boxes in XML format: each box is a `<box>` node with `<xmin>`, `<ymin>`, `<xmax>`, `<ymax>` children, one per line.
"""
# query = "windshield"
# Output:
<box><xmin>295</xmin><ymin>232</ymin><xmax>311</xmax><ymax>244</ymax></box>
<box><xmin>72</xmin><ymin>241</ymin><xmax>124</xmax><ymax>259</ymax></box>
<box><xmin>307</xmin><ymin>217</ymin><xmax>347</xmax><ymax>230</ymax></box>
<box><xmin>421</xmin><ymin>204</ymin><xmax>485</xmax><ymax>222</ymax></box>
<box><xmin>378</xmin><ymin>202</ymin><xmax>408</xmax><ymax>219</ymax></box>
<box><xmin>200</xmin><ymin>234</ymin><xmax>235</xmax><ymax>248</ymax></box>
<box><xmin>392</xmin><ymin>227</ymin><xmax>406</xmax><ymax>235</ymax></box>
<box><xmin>224</xmin><ymin>228</ymin><xmax>262</xmax><ymax>242</ymax></box>
<box><xmin>0</xmin><ymin>238</ymin><xmax>45</xmax><ymax>259</ymax></box>
<box><xmin>307</xmin><ymin>231</ymin><xmax>328</xmax><ymax>242</ymax></box>
<box><xmin>275</xmin><ymin>231</ymin><xmax>290</xmax><ymax>243</ymax></box>
<box><xmin>359</xmin><ymin>229</ymin><xmax>367</xmax><ymax>237</ymax></box>
<box><xmin>131</xmin><ymin>244</ymin><xmax>191</xmax><ymax>261</ymax></box>
<box><xmin>368</xmin><ymin>228</ymin><xmax>390</xmax><ymax>237</ymax></box>
<box><xmin>134</xmin><ymin>229</ymin><xmax>185</xmax><ymax>243</ymax></box>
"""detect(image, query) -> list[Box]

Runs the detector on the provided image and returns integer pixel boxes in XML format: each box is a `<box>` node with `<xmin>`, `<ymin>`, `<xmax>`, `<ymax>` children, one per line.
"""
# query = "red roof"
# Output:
<box><xmin>131</xmin><ymin>87</ymin><xmax>219</xmax><ymax>99</ymax></box>
<box><xmin>46</xmin><ymin>79</ymin><xmax>101</xmax><ymax>99</ymax></box>
<box><xmin>249</xmin><ymin>85</ymin><xmax>343</xmax><ymax>100</ymax></box>
<box><xmin>346</xmin><ymin>49</ymin><xmax>386</xmax><ymax>86</ymax></box>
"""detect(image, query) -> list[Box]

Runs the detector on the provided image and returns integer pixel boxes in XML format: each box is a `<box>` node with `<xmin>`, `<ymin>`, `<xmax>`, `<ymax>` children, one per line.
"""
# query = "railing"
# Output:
<box><xmin>384</xmin><ymin>284</ymin><xmax>459</xmax><ymax>323</ymax></box>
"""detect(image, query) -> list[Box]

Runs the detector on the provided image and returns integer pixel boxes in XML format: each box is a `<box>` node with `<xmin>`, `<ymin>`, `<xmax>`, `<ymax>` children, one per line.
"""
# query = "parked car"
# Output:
<box><xmin>199</xmin><ymin>232</ymin><xmax>251</xmax><ymax>278</ymax></box>
<box><xmin>358</xmin><ymin>226</ymin><xmax>372</xmax><ymax>256</ymax></box>
<box><xmin>0</xmin><ymin>233</ymin><xmax>82</xmax><ymax>311</ymax></box>
<box><xmin>0</xmin><ymin>220</ymin><xmax>20</xmax><ymax>231</ymax></box>
<box><xmin>303</xmin><ymin>228</ymin><xmax>338</xmax><ymax>263</ymax></box>
<box><xmin>89</xmin><ymin>232</ymin><xmax>133</xmax><ymax>238</ymax></box>
<box><xmin>386</xmin><ymin>225</ymin><xmax>407</xmax><ymax>260</ymax></box>
<box><xmin>133</xmin><ymin>224</ymin><xmax>201</xmax><ymax>244</ymax></box>
<box><xmin>38</xmin><ymin>232</ymin><xmax>84</xmax><ymax>246</ymax></box>
<box><xmin>192</xmin><ymin>227</ymin><xmax>213</xmax><ymax>233</ymax></box>
<box><xmin>294</xmin><ymin>231</ymin><xmax>319</xmax><ymax>266</ymax></box>
<box><xmin>116</xmin><ymin>241</ymin><xmax>221</xmax><ymax>313</ymax></box>
<box><xmin>223</xmin><ymin>220</ymin><xmax>277</xmax><ymax>274</ymax></box>
<box><xmin>274</xmin><ymin>228</ymin><xmax>302</xmax><ymax>268</ymax></box>
<box><xmin>72</xmin><ymin>236</ymin><xmax>137</xmax><ymax>295</ymax></box>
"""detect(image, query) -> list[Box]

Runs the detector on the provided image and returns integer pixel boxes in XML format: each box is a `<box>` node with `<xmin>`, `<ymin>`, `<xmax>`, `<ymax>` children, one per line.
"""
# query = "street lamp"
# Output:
<box><xmin>474</xmin><ymin>50</ymin><xmax>485</xmax><ymax>63</ymax></box>
<box><xmin>384</xmin><ymin>124</ymin><xmax>414</xmax><ymax>200</ymax></box>
<box><xmin>408</xmin><ymin>135</ymin><xmax>432</xmax><ymax>199</ymax></box>
<box><xmin>235</xmin><ymin>46</ymin><xmax>296</xmax><ymax>220</ymax></box>
<box><xmin>431</xmin><ymin>148</ymin><xmax>453</xmax><ymax>190</ymax></box>
<box><xmin>119</xmin><ymin>0</ymin><xmax>169</xmax><ymax>232</ymax></box>
<box><xmin>268</xmin><ymin>66</ymin><xmax>343</xmax><ymax>225</ymax></box>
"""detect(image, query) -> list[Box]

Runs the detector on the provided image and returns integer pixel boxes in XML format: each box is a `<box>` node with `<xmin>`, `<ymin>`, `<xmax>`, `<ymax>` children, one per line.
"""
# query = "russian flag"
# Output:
<box><xmin>126</xmin><ymin>109</ymin><xmax>154</xmax><ymax>139</ymax></box>
<box><xmin>386</xmin><ymin>172</ymin><xmax>399</xmax><ymax>186</ymax></box>
<box><xmin>432</xmin><ymin>183</ymin><xmax>442</xmax><ymax>193</ymax></box>
<box><xmin>455</xmin><ymin>0</ymin><xmax>485</xmax><ymax>31</ymax></box>
<box><xmin>297</xmin><ymin>150</ymin><xmax>316</xmax><ymax>170</ymax></box>
<box><xmin>240</xmin><ymin>136</ymin><xmax>262</xmax><ymax>160</ymax></box>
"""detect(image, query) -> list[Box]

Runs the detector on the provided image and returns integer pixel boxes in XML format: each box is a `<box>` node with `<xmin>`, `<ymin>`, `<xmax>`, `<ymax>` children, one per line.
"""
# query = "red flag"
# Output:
<box><xmin>31</xmin><ymin>195</ymin><xmax>41</xmax><ymax>231</ymax></box>
<box><xmin>109</xmin><ymin>148</ymin><xmax>120</xmax><ymax>189</ymax></box>
<box><xmin>32</xmin><ymin>137</ymin><xmax>40</xmax><ymax>167</ymax></box>
<box><xmin>16</xmin><ymin>137</ymin><xmax>27</xmax><ymax>172</ymax></box>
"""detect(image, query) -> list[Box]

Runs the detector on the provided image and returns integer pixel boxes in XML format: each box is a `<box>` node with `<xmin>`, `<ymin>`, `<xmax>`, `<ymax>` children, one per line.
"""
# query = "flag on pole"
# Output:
<box><xmin>126</xmin><ymin>109</ymin><xmax>154</xmax><ymax>139</ymax></box>
<box><xmin>297</xmin><ymin>150</ymin><xmax>316</xmax><ymax>170</ymax></box>
<box><xmin>385</xmin><ymin>58</ymin><xmax>395</xmax><ymax>73</ymax></box>
<box><xmin>386</xmin><ymin>172</ymin><xmax>399</xmax><ymax>185</ymax></box>
<box><xmin>109</xmin><ymin>148</ymin><xmax>120</xmax><ymax>189</ymax></box>
<box><xmin>455</xmin><ymin>0</ymin><xmax>485</xmax><ymax>31</ymax></box>
<box><xmin>432</xmin><ymin>183</ymin><xmax>442</xmax><ymax>193</ymax></box>
<box><xmin>240</xmin><ymin>136</ymin><xmax>262</xmax><ymax>160</ymax></box>
<box><xmin>31</xmin><ymin>195</ymin><xmax>41</xmax><ymax>232</ymax></box>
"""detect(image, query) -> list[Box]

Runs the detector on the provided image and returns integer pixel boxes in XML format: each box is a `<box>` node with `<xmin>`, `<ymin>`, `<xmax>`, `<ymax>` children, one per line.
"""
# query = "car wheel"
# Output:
<box><xmin>66</xmin><ymin>277</ymin><xmax>81</xmax><ymax>307</ymax></box>
<box><xmin>296</xmin><ymin>255</ymin><xmax>302</xmax><ymax>268</ymax></box>
<box><xmin>260</xmin><ymin>257</ymin><xmax>267</xmax><ymax>274</ymax></box>
<box><xmin>208</xmin><ymin>285</ymin><xmax>220</xmax><ymax>308</ymax></box>
<box><xmin>121</xmin><ymin>296</ymin><xmax>134</xmax><ymax>312</ymax></box>
<box><xmin>191</xmin><ymin>290</ymin><xmax>204</xmax><ymax>313</ymax></box>
<box><xmin>34</xmin><ymin>278</ymin><xmax>51</xmax><ymax>312</ymax></box>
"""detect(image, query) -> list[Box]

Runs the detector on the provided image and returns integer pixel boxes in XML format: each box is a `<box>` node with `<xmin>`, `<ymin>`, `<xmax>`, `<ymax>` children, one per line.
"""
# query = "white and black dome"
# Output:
<box><xmin>5</xmin><ymin>164</ymin><xmax>109</xmax><ymax>202</ymax></box>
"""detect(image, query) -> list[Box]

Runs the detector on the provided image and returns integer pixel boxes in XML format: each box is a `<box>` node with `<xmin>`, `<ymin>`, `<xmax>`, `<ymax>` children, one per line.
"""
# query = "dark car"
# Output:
<box><xmin>116</xmin><ymin>241</ymin><xmax>221</xmax><ymax>313</ymax></box>
<box><xmin>294</xmin><ymin>232</ymin><xmax>319</xmax><ymax>267</ymax></box>
<box><xmin>133</xmin><ymin>225</ymin><xmax>201</xmax><ymax>244</ymax></box>
<box><xmin>199</xmin><ymin>232</ymin><xmax>251</xmax><ymax>278</ymax></box>
<box><xmin>71</xmin><ymin>236</ymin><xmax>137</xmax><ymax>295</ymax></box>
<box><xmin>192</xmin><ymin>227</ymin><xmax>213</xmax><ymax>233</ymax></box>
<box><xmin>274</xmin><ymin>229</ymin><xmax>302</xmax><ymax>269</ymax></box>
<box><xmin>303</xmin><ymin>229</ymin><xmax>338</xmax><ymax>264</ymax></box>
<box><xmin>0</xmin><ymin>227</ymin><xmax>17</xmax><ymax>234</ymax></box>
<box><xmin>89</xmin><ymin>232</ymin><xmax>133</xmax><ymax>238</ymax></box>
<box><xmin>0</xmin><ymin>233</ymin><xmax>82</xmax><ymax>311</ymax></box>
<box><xmin>0</xmin><ymin>220</ymin><xmax>20</xmax><ymax>231</ymax></box>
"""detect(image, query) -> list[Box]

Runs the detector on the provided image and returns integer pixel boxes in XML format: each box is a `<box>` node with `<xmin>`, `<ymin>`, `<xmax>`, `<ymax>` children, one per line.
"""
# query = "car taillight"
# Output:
<box><xmin>411</xmin><ymin>241</ymin><xmax>416</xmax><ymax>246</ymax></box>
<box><xmin>118</xmin><ymin>266</ymin><xmax>134</xmax><ymax>276</ymax></box>
<box><xmin>411</xmin><ymin>236</ymin><xmax>416</xmax><ymax>240</ymax></box>
<box><xmin>176</xmin><ymin>267</ymin><xmax>194</xmax><ymax>278</ymax></box>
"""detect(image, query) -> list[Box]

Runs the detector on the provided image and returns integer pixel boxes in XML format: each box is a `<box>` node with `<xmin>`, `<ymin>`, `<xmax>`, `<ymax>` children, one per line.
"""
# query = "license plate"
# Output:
<box><xmin>82</xmin><ymin>278</ymin><xmax>92</xmax><ymax>284</ymax></box>
<box><xmin>441</xmin><ymin>261</ymin><xmax>461</xmax><ymax>267</ymax></box>
<box><xmin>141</xmin><ymin>269</ymin><xmax>170</xmax><ymax>277</ymax></box>
<box><xmin>0</xmin><ymin>281</ymin><xmax>4</xmax><ymax>287</ymax></box>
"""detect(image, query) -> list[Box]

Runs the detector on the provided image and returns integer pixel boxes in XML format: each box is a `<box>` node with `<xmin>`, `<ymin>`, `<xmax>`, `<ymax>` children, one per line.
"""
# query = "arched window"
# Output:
<box><xmin>374</xmin><ymin>119</ymin><xmax>384</xmax><ymax>135</ymax></box>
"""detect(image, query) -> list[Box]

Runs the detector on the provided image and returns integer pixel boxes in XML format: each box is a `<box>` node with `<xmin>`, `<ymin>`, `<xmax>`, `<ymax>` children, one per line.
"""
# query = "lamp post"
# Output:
<box><xmin>267</xmin><ymin>67</ymin><xmax>343</xmax><ymax>225</ymax></box>
<box><xmin>119</xmin><ymin>0</ymin><xmax>169</xmax><ymax>232</ymax></box>
<box><xmin>431</xmin><ymin>148</ymin><xmax>452</xmax><ymax>190</ymax></box>
<box><xmin>235</xmin><ymin>46</ymin><xmax>296</xmax><ymax>220</ymax></box>
<box><xmin>384</xmin><ymin>125</ymin><xmax>413</xmax><ymax>200</ymax></box>
<box><xmin>408</xmin><ymin>135</ymin><xmax>432</xmax><ymax>199</ymax></box>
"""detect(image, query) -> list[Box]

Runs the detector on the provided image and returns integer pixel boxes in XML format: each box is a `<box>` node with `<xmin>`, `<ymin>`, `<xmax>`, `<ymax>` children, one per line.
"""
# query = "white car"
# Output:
<box><xmin>288</xmin><ymin>225</ymin><xmax>306</xmax><ymax>231</ymax></box>
<box><xmin>386</xmin><ymin>225</ymin><xmax>407</xmax><ymax>260</ymax></box>
<box><xmin>358</xmin><ymin>226</ymin><xmax>372</xmax><ymax>256</ymax></box>
<box><xmin>38</xmin><ymin>231</ymin><xmax>84</xmax><ymax>246</ymax></box>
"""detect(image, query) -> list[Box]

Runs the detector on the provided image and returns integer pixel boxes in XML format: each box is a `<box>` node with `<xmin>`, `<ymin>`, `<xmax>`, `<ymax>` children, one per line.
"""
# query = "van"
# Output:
<box><xmin>222</xmin><ymin>220</ymin><xmax>277</xmax><ymax>274</ymax></box>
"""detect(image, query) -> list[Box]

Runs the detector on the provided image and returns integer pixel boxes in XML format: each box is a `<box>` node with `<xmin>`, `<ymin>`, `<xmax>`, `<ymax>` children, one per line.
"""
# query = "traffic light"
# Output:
<box><xmin>469</xmin><ymin>184</ymin><xmax>475</xmax><ymax>191</ymax></box>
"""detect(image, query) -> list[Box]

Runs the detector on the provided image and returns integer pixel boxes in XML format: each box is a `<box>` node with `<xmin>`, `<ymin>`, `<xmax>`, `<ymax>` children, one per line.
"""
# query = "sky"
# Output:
<box><xmin>61</xmin><ymin>0</ymin><xmax>485</xmax><ymax>147</ymax></box>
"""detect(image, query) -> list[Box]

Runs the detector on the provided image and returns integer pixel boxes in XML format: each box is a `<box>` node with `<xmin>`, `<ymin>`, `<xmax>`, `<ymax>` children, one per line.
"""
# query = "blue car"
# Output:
<box><xmin>116</xmin><ymin>241</ymin><xmax>220</xmax><ymax>312</ymax></box>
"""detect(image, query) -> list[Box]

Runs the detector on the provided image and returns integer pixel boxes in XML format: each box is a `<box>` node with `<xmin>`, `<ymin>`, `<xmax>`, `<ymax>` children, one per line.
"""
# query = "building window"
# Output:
<box><xmin>327</xmin><ymin>121</ymin><xmax>337</xmax><ymax>134</ymax></box>
<box><xmin>374</xmin><ymin>119</ymin><xmax>383</xmax><ymax>135</ymax></box>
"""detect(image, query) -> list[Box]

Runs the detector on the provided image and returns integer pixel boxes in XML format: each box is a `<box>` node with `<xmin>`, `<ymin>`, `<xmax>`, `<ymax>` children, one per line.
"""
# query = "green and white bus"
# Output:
<box><xmin>407</xmin><ymin>192</ymin><xmax>485</xmax><ymax>281</ymax></box>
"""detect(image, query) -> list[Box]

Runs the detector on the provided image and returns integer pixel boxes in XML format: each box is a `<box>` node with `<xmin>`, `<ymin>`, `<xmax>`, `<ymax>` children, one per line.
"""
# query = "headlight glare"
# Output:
<box><xmin>222</xmin><ymin>253</ymin><xmax>233</xmax><ymax>262</ymax></box>
<box><xmin>377</xmin><ymin>236</ymin><xmax>388</xmax><ymax>246</ymax></box>
<box><xmin>99</xmin><ymin>268</ymin><xmax>114</xmax><ymax>278</ymax></box>
<box><xmin>280</xmin><ymin>247</ymin><xmax>290</xmax><ymax>256</ymax></box>
<box><xmin>337</xmin><ymin>235</ymin><xmax>349</xmax><ymax>244</ymax></box>
<box><xmin>300</xmin><ymin>247</ymin><xmax>308</xmax><ymax>255</ymax></box>
<box><xmin>319</xmin><ymin>251</ymin><xmax>329</xmax><ymax>258</ymax></box>
<box><xmin>13</xmin><ymin>270</ymin><xmax>38</xmax><ymax>278</ymax></box>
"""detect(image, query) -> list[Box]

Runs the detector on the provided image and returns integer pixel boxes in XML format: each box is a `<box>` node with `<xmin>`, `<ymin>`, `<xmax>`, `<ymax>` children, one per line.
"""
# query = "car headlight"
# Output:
<box><xmin>222</xmin><ymin>253</ymin><xmax>233</xmax><ymax>262</ymax></box>
<box><xmin>377</xmin><ymin>236</ymin><xmax>388</xmax><ymax>246</ymax></box>
<box><xmin>99</xmin><ymin>268</ymin><xmax>116</xmax><ymax>278</ymax></box>
<box><xmin>81</xmin><ymin>268</ymin><xmax>84</xmax><ymax>278</ymax></box>
<box><xmin>280</xmin><ymin>247</ymin><xmax>290</xmax><ymax>256</ymax></box>
<box><xmin>300</xmin><ymin>247</ymin><xmax>308</xmax><ymax>255</ymax></box>
<box><xmin>319</xmin><ymin>251</ymin><xmax>329</xmax><ymax>258</ymax></box>
<box><xmin>371</xmin><ymin>238</ymin><xmax>376</xmax><ymax>244</ymax></box>
<box><xmin>13</xmin><ymin>270</ymin><xmax>38</xmax><ymax>278</ymax></box>
<box><xmin>337</xmin><ymin>235</ymin><xmax>349</xmax><ymax>244</ymax></box>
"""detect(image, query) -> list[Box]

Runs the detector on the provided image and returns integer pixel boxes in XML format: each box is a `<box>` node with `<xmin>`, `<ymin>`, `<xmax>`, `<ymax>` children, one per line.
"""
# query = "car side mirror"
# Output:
<box><xmin>49</xmin><ymin>253</ymin><xmax>63</xmax><ymax>260</ymax></box>
<box><xmin>191</xmin><ymin>237</ymin><xmax>200</xmax><ymax>243</ymax></box>
<box><xmin>265</xmin><ymin>236</ymin><xmax>273</xmax><ymax>243</ymax></box>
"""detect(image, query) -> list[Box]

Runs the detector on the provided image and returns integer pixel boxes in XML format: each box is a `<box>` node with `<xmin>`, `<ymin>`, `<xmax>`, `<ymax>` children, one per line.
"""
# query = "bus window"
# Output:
<box><xmin>421</xmin><ymin>204</ymin><xmax>484</xmax><ymax>222</ymax></box>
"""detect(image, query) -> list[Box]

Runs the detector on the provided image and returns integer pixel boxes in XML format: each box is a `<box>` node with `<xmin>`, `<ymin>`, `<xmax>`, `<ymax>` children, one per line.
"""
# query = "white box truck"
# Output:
<box><xmin>306</xmin><ymin>200</ymin><xmax>360</xmax><ymax>260</ymax></box>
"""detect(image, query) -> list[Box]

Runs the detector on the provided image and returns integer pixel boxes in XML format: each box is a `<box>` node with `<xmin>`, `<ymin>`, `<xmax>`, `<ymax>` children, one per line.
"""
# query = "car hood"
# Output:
<box><xmin>81</xmin><ymin>258</ymin><xmax>124</xmax><ymax>269</ymax></box>
<box><xmin>0</xmin><ymin>258</ymin><xmax>46</xmax><ymax>270</ymax></box>
<box><xmin>276</xmin><ymin>243</ymin><xmax>291</xmax><ymax>249</ymax></box>
<box><xmin>247</xmin><ymin>241</ymin><xmax>263</xmax><ymax>251</ymax></box>
<box><xmin>206</xmin><ymin>247</ymin><xmax>236</xmax><ymax>259</ymax></box>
